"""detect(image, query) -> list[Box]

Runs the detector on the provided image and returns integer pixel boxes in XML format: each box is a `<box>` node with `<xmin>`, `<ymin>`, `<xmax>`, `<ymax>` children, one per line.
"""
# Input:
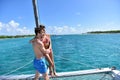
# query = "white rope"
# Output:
<box><xmin>54</xmin><ymin>55</ymin><xmax>97</xmax><ymax>69</ymax></box>
<box><xmin>2</xmin><ymin>54</ymin><xmax>97</xmax><ymax>76</ymax></box>
<box><xmin>2</xmin><ymin>60</ymin><xmax>33</xmax><ymax>76</ymax></box>
<box><xmin>99</xmin><ymin>74</ymin><xmax>107</xmax><ymax>80</ymax></box>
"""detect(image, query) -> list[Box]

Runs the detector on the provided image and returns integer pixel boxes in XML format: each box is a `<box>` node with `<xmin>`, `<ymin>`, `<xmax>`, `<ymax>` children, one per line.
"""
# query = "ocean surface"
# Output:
<box><xmin>0</xmin><ymin>34</ymin><xmax>120</xmax><ymax>76</ymax></box>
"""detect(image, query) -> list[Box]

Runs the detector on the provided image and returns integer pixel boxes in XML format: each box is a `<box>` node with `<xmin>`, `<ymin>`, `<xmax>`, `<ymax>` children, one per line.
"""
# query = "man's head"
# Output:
<box><xmin>34</xmin><ymin>24</ymin><xmax>45</xmax><ymax>36</ymax></box>
<box><xmin>39</xmin><ymin>24</ymin><xmax>45</xmax><ymax>31</ymax></box>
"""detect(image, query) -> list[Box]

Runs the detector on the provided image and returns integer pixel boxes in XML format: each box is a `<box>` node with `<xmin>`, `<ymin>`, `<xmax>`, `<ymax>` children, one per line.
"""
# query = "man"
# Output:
<box><xmin>31</xmin><ymin>27</ymin><xmax>53</xmax><ymax>80</ymax></box>
<box><xmin>30</xmin><ymin>25</ymin><xmax>57</xmax><ymax>77</ymax></box>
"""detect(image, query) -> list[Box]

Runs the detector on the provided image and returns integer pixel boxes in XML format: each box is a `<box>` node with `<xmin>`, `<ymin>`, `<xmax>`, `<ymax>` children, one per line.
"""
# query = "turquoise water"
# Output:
<box><xmin>0</xmin><ymin>34</ymin><xmax>120</xmax><ymax>75</ymax></box>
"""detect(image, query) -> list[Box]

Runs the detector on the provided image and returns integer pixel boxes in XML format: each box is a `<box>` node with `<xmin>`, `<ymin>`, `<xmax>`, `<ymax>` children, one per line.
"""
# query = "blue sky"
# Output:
<box><xmin>0</xmin><ymin>0</ymin><xmax>120</xmax><ymax>35</ymax></box>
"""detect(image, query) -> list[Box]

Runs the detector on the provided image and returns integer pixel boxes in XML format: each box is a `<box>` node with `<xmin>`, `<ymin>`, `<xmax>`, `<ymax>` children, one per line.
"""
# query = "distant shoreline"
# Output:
<box><xmin>87</xmin><ymin>30</ymin><xmax>120</xmax><ymax>34</ymax></box>
<box><xmin>0</xmin><ymin>35</ymin><xmax>34</xmax><ymax>39</ymax></box>
<box><xmin>1</xmin><ymin>30</ymin><xmax>120</xmax><ymax>39</ymax></box>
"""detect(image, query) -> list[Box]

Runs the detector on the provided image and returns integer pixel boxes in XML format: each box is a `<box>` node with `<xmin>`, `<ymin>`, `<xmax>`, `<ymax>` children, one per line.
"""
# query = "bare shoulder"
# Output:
<box><xmin>36</xmin><ymin>39</ymin><xmax>42</xmax><ymax>44</ymax></box>
<box><xmin>30</xmin><ymin>37</ymin><xmax>35</xmax><ymax>43</ymax></box>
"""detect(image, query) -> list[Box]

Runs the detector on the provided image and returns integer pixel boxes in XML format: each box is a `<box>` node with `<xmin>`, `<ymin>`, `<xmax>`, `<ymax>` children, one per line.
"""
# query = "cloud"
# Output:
<box><xmin>8</xmin><ymin>20</ymin><xmax>19</xmax><ymax>28</ymax></box>
<box><xmin>0</xmin><ymin>20</ymin><xmax>32</xmax><ymax>35</ymax></box>
<box><xmin>46</xmin><ymin>25</ymin><xmax>83</xmax><ymax>35</ymax></box>
<box><xmin>1</xmin><ymin>20</ymin><xmax>119</xmax><ymax>35</ymax></box>
<box><xmin>0</xmin><ymin>20</ymin><xmax>85</xmax><ymax>35</ymax></box>
<box><xmin>88</xmin><ymin>22</ymin><xmax>120</xmax><ymax>31</ymax></box>
<box><xmin>0</xmin><ymin>22</ymin><xmax>3</xmax><ymax>30</ymax></box>
<box><xmin>46</xmin><ymin>22</ymin><xmax>120</xmax><ymax>35</ymax></box>
<box><xmin>81</xmin><ymin>22</ymin><xmax>120</xmax><ymax>33</ymax></box>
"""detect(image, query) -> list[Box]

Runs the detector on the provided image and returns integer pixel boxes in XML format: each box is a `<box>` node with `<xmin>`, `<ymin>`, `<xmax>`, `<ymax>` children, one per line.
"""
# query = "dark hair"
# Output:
<box><xmin>34</xmin><ymin>24</ymin><xmax>45</xmax><ymax>35</ymax></box>
<box><xmin>39</xmin><ymin>24</ymin><xmax>45</xmax><ymax>29</ymax></box>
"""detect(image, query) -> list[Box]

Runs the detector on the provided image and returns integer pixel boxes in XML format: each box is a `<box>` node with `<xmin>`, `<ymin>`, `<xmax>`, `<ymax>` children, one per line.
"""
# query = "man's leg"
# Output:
<box><xmin>42</xmin><ymin>72</ymin><xmax>49</xmax><ymax>80</ymax></box>
<box><xmin>34</xmin><ymin>70</ymin><xmax>40</xmax><ymax>80</ymax></box>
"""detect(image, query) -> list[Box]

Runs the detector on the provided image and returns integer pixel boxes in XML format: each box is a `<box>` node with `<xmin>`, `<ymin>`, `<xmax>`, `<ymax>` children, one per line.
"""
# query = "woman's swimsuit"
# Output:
<box><xmin>42</xmin><ymin>36</ymin><xmax>50</xmax><ymax>49</ymax></box>
<box><xmin>42</xmin><ymin>36</ymin><xmax>52</xmax><ymax>53</ymax></box>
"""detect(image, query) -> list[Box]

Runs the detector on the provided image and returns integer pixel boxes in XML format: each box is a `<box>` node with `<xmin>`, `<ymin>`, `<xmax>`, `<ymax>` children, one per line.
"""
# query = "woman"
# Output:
<box><xmin>40</xmin><ymin>25</ymin><xmax>56</xmax><ymax>76</ymax></box>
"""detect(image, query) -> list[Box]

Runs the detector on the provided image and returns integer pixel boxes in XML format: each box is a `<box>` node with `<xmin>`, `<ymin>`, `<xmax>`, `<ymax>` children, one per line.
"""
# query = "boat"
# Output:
<box><xmin>0</xmin><ymin>0</ymin><xmax>120</xmax><ymax>80</ymax></box>
<box><xmin>0</xmin><ymin>67</ymin><xmax>120</xmax><ymax>80</ymax></box>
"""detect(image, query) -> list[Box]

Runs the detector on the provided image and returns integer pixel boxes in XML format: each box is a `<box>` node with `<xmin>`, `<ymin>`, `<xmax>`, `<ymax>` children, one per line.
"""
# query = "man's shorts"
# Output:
<box><xmin>33</xmin><ymin>57</ymin><xmax>47</xmax><ymax>74</ymax></box>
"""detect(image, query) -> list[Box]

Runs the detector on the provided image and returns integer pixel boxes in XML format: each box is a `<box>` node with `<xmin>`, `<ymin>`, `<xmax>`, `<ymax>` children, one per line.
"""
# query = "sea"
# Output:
<box><xmin>0</xmin><ymin>34</ymin><xmax>120</xmax><ymax>77</ymax></box>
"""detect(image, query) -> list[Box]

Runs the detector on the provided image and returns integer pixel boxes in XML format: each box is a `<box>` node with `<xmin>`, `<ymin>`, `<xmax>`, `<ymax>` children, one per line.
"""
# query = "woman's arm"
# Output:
<box><xmin>36</xmin><ymin>39</ymin><xmax>54</xmax><ymax>67</ymax></box>
<box><xmin>47</xmin><ymin>34</ymin><xmax>56</xmax><ymax>71</ymax></box>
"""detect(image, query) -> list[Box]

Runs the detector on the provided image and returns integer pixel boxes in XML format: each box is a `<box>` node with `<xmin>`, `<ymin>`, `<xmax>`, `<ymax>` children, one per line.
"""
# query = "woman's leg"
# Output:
<box><xmin>49</xmin><ymin>52</ymin><xmax>57</xmax><ymax>76</ymax></box>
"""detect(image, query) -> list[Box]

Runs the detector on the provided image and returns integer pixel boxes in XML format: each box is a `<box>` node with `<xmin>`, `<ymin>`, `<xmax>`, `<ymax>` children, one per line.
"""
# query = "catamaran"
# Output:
<box><xmin>0</xmin><ymin>0</ymin><xmax>120</xmax><ymax>80</ymax></box>
<box><xmin>0</xmin><ymin>67</ymin><xmax>120</xmax><ymax>80</ymax></box>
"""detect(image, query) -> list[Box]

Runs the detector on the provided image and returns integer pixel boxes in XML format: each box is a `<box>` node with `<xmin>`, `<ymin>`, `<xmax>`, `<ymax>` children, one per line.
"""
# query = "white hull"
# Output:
<box><xmin>0</xmin><ymin>68</ymin><xmax>120</xmax><ymax>80</ymax></box>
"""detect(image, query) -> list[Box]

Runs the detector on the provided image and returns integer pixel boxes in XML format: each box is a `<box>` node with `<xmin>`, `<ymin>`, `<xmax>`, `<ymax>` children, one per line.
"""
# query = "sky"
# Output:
<box><xmin>0</xmin><ymin>0</ymin><xmax>120</xmax><ymax>35</ymax></box>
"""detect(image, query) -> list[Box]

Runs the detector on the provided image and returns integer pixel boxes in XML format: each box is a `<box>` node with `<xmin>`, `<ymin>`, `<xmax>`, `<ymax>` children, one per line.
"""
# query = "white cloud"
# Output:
<box><xmin>1</xmin><ymin>20</ymin><xmax>119</xmax><ymax>35</ymax></box>
<box><xmin>8</xmin><ymin>20</ymin><xmax>19</xmax><ymax>28</ymax></box>
<box><xmin>16</xmin><ymin>27</ymin><xmax>30</xmax><ymax>34</ymax></box>
<box><xmin>46</xmin><ymin>22</ymin><xmax>120</xmax><ymax>35</ymax></box>
<box><xmin>0</xmin><ymin>22</ymin><xmax>3</xmax><ymax>30</ymax></box>
<box><xmin>0</xmin><ymin>20</ymin><xmax>32</xmax><ymax>35</ymax></box>
<box><xmin>82</xmin><ymin>22</ymin><xmax>120</xmax><ymax>32</ymax></box>
<box><xmin>46</xmin><ymin>25</ymin><xmax>83</xmax><ymax>35</ymax></box>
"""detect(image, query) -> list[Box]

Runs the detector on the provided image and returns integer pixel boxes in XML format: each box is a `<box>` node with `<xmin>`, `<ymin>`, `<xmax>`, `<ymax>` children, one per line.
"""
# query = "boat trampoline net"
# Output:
<box><xmin>40</xmin><ymin>73</ymin><xmax>113</xmax><ymax>80</ymax></box>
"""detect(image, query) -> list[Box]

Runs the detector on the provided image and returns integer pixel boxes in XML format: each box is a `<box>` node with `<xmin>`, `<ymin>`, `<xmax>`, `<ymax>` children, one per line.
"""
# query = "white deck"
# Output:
<box><xmin>0</xmin><ymin>68</ymin><xmax>113</xmax><ymax>80</ymax></box>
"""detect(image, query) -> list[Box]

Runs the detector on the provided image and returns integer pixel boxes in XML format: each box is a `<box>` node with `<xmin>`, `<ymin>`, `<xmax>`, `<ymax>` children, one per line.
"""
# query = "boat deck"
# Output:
<box><xmin>0</xmin><ymin>68</ymin><xmax>114</xmax><ymax>80</ymax></box>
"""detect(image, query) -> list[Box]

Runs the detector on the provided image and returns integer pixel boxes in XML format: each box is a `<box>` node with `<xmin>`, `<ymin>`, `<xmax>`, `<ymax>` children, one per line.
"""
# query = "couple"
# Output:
<box><xmin>30</xmin><ymin>25</ymin><xmax>56</xmax><ymax>80</ymax></box>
